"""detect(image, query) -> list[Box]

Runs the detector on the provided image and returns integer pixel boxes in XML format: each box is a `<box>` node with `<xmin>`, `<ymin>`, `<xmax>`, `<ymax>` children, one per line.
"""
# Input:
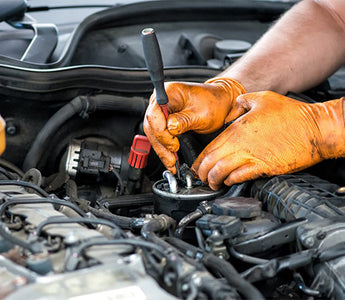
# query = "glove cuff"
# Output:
<box><xmin>315</xmin><ymin>98</ymin><xmax>345</xmax><ymax>159</ymax></box>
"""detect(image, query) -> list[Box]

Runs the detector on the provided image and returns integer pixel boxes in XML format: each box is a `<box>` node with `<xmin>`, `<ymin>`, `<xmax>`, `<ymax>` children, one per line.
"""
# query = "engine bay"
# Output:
<box><xmin>2</xmin><ymin>1</ymin><xmax>345</xmax><ymax>299</ymax></box>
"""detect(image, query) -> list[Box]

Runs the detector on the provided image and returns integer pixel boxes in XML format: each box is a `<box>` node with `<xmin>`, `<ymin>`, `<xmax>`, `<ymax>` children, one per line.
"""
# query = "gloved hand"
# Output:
<box><xmin>143</xmin><ymin>78</ymin><xmax>246</xmax><ymax>173</ymax></box>
<box><xmin>191</xmin><ymin>91</ymin><xmax>345</xmax><ymax>190</ymax></box>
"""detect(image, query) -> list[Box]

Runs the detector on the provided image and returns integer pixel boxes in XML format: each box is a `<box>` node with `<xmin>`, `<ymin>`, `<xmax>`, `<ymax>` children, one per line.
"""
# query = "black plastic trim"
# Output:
<box><xmin>0</xmin><ymin>0</ymin><xmax>292</xmax><ymax>69</ymax></box>
<box><xmin>0</xmin><ymin>64</ymin><xmax>219</xmax><ymax>97</ymax></box>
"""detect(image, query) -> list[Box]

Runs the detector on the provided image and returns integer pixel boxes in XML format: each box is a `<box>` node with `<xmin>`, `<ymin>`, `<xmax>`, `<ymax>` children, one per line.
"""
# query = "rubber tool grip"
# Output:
<box><xmin>142</xmin><ymin>28</ymin><xmax>169</xmax><ymax>106</ymax></box>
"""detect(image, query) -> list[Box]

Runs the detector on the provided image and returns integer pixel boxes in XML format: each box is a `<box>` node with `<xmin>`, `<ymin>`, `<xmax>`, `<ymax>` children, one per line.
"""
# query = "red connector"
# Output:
<box><xmin>128</xmin><ymin>135</ymin><xmax>151</xmax><ymax>169</ymax></box>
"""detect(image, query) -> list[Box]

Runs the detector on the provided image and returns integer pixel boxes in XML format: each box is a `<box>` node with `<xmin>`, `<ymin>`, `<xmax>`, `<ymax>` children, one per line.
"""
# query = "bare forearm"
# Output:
<box><xmin>220</xmin><ymin>0</ymin><xmax>345</xmax><ymax>94</ymax></box>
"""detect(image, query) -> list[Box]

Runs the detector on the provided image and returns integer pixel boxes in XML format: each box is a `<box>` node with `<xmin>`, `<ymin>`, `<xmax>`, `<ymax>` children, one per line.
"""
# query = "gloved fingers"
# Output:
<box><xmin>192</xmin><ymin>146</ymin><xmax>219</xmax><ymax>184</ymax></box>
<box><xmin>224</xmin><ymin>105</ymin><xmax>247</xmax><ymax>124</ymax></box>
<box><xmin>144</xmin><ymin>97</ymin><xmax>180</xmax><ymax>153</ymax></box>
<box><xmin>224</xmin><ymin>163</ymin><xmax>269</xmax><ymax>187</ymax></box>
<box><xmin>166</xmin><ymin>111</ymin><xmax>197</xmax><ymax>136</ymax></box>
<box><xmin>193</xmin><ymin>145</ymin><xmax>269</xmax><ymax>190</ymax></box>
<box><xmin>191</xmin><ymin>102</ymin><xmax>268</xmax><ymax>190</ymax></box>
<box><xmin>193</xmin><ymin>91</ymin><xmax>345</xmax><ymax>191</ymax></box>
<box><xmin>223</xmin><ymin>92</ymin><xmax>260</xmax><ymax>124</ymax></box>
<box><xmin>206</xmin><ymin>155</ymin><xmax>249</xmax><ymax>191</ymax></box>
<box><xmin>167</xmin><ymin>110</ymin><xmax>224</xmax><ymax>135</ymax></box>
<box><xmin>194</xmin><ymin>142</ymin><xmax>275</xmax><ymax>190</ymax></box>
<box><xmin>166</xmin><ymin>83</ymin><xmax>231</xmax><ymax>135</ymax></box>
<box><xmin>143</xmin><ymin>122</ymin><xmax>177</xmax><ymax>174</ymax></box>
<box><xmin>191</xmin><ymin>131</ymin><xmax>236</xmax><ymax>185</ymax></box>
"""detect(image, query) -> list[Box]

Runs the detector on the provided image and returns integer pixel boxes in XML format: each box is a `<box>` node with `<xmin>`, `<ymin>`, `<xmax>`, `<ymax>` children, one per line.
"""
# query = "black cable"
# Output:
<box><xmin>99</xmin><ymin>193</ymin><xmax>154</xmax><ymax>209</ymax></box>
<box><xmin>175</xmin><ymin>210</ymin><xmax>202</xmax><ymax>238</ymax></box>
<box><xmin>75</xmin><ymin>239</ymin><xmax>166</xmax><ymax>259</ymax></box>
<box><xmin>175</xmin><ymin>202</ymin><xmax>211</xmax><ymax>238</ymax></box>
<box><xmin>141</xmin><ymin>216</ymin><xmax>176</xmax><ymax>251</ymax></box>
<box><xmin>0</xmin><ymin>222</ymin><xmax>42</xmax><ymax>254</ymax></box>
<box><xmin>87</xmin><ymin>206</ymin><xmax>144</xmax><ymax>230</ymax></box>
<box><xmin>202</xmin><ymin>254</ymin><xmax>264</xmax><ymax>300</ymax></box>
<box><xmin>165</xmin><ymin>237</ymin><xmax>264</xmax><ymax>300</ymax></box>
<box><xmin>65</xmin><ymin>237</ymin><xmax>168</xmax><ymax>271</ymax></box>
<box><xmin>35</xmin><ymin>216</ymin><xmax>122</xmax><ymax>237</ymax></box>
<box><xmin>293</xmin><ymin>272</ymin><xmax>320</xmax><ymax>297</ymax></box>
<box><xmin>0</xmin><ymin>180</ymin><xmax>49</xmax><ymax>197</ymax></box>
<box><xmin>0</xmin><ymin>198</ymin><xmax>86</xmax><ymax>218</ymax></box>
<box><xmin>195</xmin><ymin>227</ymin><xmax>205</xmax><ymax>250</ymax></box>
<box><xmin>111</xmin><ymin>168</ymin><xmax>124</xmax><ymax>196</ymax></box>
<box><xmin>23</xmin><ymin>97</ymin><xmax>82</xmax><ymax>172</ymax></box>
<box><xmin>0</xmin><ymin>167</ymin><xmax>17</xmax><ymax>180</ymax></box>
<box><xmin>0</xmin><ymin>158</ymin><xmax>24</xmax><ymax>177</ymax></box>
<box><xmin>229</xmin><ymin>246</ymin><xmax>269</xmax><ymax>265</ymax></box>
<box><xmin>240</xmin><ymin>249</ymin><xmax>316</xmax><ymax>282</ymax></box>
<box><xmin>64</xmin><ymin>181</ymin><xmax>139</xmax><ymax>232</ymax></box>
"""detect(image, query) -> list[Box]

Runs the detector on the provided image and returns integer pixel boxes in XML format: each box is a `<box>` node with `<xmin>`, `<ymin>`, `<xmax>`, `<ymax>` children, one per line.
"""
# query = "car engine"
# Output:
<box><xmin>1</xmin><ymin>0</ymin><xmax>345</xmax><ymax>299</ymax></box>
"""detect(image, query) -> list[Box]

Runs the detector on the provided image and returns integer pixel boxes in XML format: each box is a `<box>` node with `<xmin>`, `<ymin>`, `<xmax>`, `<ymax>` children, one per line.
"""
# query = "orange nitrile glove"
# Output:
<box><xmin>143</xmin><ymin>78</ymin><xmax>246</xmax><ymax>173</ymax></box>
<box><xmin>191</xmin><ymin>91</ymin><xmax>345</xmax><ymax>190</ymax></box>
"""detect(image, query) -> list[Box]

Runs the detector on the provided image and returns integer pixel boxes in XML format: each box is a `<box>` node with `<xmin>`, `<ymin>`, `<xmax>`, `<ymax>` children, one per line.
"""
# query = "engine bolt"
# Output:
<box><xmin>303</xmin><ymin>236</ymin><xmax>315</xmax><ymax>248</ymax></box>
<box><xmin>6</xmin><ymin>121</ymin><xmax>17</xmax><ymax>136</ymax></box>
<box><xmin>316</xmin><ymin>231</ymin><xmax>326</xmax><ymax>240</ymax></box>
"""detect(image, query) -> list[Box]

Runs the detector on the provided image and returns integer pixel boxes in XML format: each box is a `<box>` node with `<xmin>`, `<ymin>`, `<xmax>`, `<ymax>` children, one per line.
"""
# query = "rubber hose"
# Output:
<box><xmin>22</xmin><ymin>168</ymin><xmax>42</xmax><ymax>187</ymax></box>
<box><xmin>199</xmin><ymin>277</ymin><xmax>238</xmax><ymax>300</ymax></box>
<box><xmin>23</xmin><ymin>95</ymin><xmax>147</xmax><ymax>171</ymax></box>
<box><xmin>0</xmin><ymin>158</ymin><xmax>24</xmax><ymax>177</ymax></box>
<box><xmin>0</xmin><ymin>198</ymin><xmax>86</xmax><ymax>218</ymax></box>
<box><xmin>87</xmin><ymin>206</ymin><xmax>144</xmax><ymax>230</ymax></box>
<box><xmin>141</xmin><ymin>216</ymin><xmax>176</xmax><ymax>250</ymax></box>
<box><xmin>65</xmin><ymin>179</ymin><xmax>78</xmax><ymax>200</ymax></box>
<box><xmin>202</xmin><ymin>255</ymin><xmax>264</xmax><ymax>300</ymax></box>
<box><xmin>23</xmin><ymin>97</ymin><xmax>82</xmax><ymax>172</ymax></box>
<box><xmin>0</xmin><ymin>166</ymin><xmax>17</xmax><ymax>180</ymax></box>
<box><xmin>100</xmin><ymin>193</ymin><xmax>154</xmax><ymax>209</ymax></box>
<box><xmin>63</xmin><ymin>181</ymin><xmax>142</xmax><ymax>231</ymax></box>
<box><xmin>0</xmin><ymin>180</ymin><xmax>49</xmax><ymax>197</ymax></box>
<box><xmin>175</xmin><ymin>210</ymin><xmax>202</xmax><ymax>238</ymax></box>
<box><xmin>35</xmin><ymin>217</ymin><xmax>121</xmax><ymax>237</ymax></box>
<box><xmin>165</xmin><ymin>237</ymin><xmax>264</xmax><ymax>300</ymax></box>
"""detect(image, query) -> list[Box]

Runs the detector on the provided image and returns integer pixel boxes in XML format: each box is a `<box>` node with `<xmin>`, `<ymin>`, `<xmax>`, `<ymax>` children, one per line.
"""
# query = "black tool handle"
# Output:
<box><xmin>142</xmin><ymin>28</ymin><xmax>169</xmax><ymax>105</ymax></box>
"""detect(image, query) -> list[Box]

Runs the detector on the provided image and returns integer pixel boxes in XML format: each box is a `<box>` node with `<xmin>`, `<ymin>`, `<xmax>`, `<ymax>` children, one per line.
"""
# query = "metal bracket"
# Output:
<box><xmin>8</xmin><ymin>14</ymin><xmax>58</xmax><ymax>63</ymax></box>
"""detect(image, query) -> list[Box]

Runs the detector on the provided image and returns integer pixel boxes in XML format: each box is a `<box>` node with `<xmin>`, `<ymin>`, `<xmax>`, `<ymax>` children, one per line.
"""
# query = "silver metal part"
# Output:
<box><xmin>10</xmin><ymin>203</ymin><xmax>101</xmax><ymax>242</ymax></box>
<box><xmin>65</xmin><ymin>140</ymin><xmax>81</xmax><ymax>178</ymax></box>
<box><xmin>153</xmin><ymin>167</ymin><xmax>224</xmax><ymax>220</ymax></box>
<box><xmin>186</xmin><ymin>173</ymin><xmax>193</xmax><ymax>189</ymax></box>
<box><xmin>163</xmin><ymin>170</ymin><xmax>178</xmax><ymax>194</ymax></box>
<box><xmin>5</xmin><ymin>184</ymin><xmax>123</xmax><ymax>273</ymax></box>
<box><xmin>5</xmin><ymin>255</ymin><xmax>178</xmax><ymax>300</ymax></box>
<box><xmin>153</xmin><ymin>179</ymin><xmax>223</xmax><ymax>201</ymax></box>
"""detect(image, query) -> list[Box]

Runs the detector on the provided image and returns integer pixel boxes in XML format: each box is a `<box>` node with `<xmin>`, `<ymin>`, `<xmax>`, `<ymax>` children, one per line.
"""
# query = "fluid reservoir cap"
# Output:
<box><xmin>212</xmin><ymin>197</ymin><xmax>261</xmax><ymax>218</ymax></box>
<box><xmin>128</xmin><ymin>135</ymin><xmax>151</xmax><ymax>169</ymax></box>
<box><xmin>214</xmin><ymin>40</ymin><xmax>251</xmax><ymax>61</ymax></box>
